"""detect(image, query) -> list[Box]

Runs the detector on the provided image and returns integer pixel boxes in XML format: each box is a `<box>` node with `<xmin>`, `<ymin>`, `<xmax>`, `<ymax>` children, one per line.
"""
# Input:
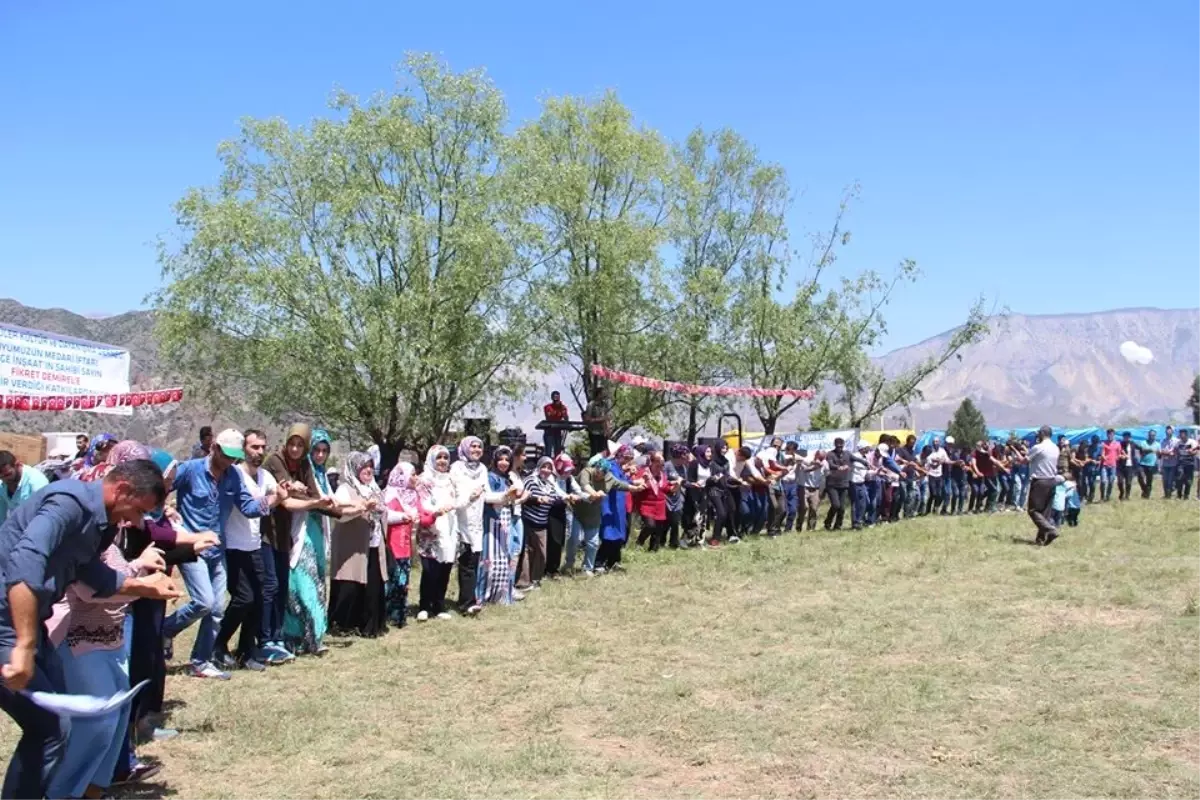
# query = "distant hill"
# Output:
<box><xmin>0</xmin><ymin>299</ymin><xmax>273</xmax><ymax>457</ymax></box>
<box><xmin>882</xmin><ymin>307</ymin><xmax>1199</xmax><ymax>429</ymax></box>
<box><xmin>1</xmin><ymin>300</ymin><xmax>1196</xmax><ymax>453</ymax></box>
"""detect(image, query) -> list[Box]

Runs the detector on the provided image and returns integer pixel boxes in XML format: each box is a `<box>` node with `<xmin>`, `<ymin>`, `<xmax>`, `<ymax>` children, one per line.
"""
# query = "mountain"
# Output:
<box><xmin>882</xmin><ymin>307</ymin><xmax>1199</xmax><ymax>430</ymax></box>
<box><xmin>1</xmin><ymin>300</ymin><xmax>1196</xmax><ymax>454</ymax></box>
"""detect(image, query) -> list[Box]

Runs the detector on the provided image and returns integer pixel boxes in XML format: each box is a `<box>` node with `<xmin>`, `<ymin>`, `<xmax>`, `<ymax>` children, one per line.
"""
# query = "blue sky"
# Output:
<box><xmin>2</xmin><ymin>1</ymin><xmax>1196</xmax><ymax>352</ymax></box>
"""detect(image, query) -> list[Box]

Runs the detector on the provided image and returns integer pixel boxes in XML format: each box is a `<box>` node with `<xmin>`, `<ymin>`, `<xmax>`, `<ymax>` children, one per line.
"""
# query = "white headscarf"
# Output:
<box><xmin>423</xmin><ymin>445</ymin><xmax>453</xmax><ymax>489</ymax></box>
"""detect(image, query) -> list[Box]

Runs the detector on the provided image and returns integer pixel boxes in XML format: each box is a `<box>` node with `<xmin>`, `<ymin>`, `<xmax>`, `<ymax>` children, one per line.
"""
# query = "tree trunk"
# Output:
<box><xmin>376</xmin><ymin>438</ymin><xmax>405</xmax><ymax>479</ymax></box>
<box><xmin>762</xmin><ymin>416</ymin><xmax>777</xmax><ymax>436</ymax></box>
<box><xmin>686</xmin><ymin>399</ymin><xmax>699</xmax><ymax>445</ymax></box>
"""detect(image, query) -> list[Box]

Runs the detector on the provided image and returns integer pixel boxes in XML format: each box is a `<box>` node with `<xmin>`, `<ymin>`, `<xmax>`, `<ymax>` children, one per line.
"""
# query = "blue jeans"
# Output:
<box><xmin>570</xmin><ymin>522</ymin><xmax>600</xmax><ymax>572</ymax></box>
<box><xmin>0</xmin><ymin>634</ymin><xmax>70</xmax><ymax>800</ymax></box>
<box><xmin>781</xmin><ymin>483</ymin><xmax>799</xmax><ymax>530</ymax></box>
<box><xmin>165</xmin><ymin>550</ymin><xmax>228</xmax><ymax>667</ymax></box>
<box><xmin>997</xmin><ymin>473</ymin><xmax>1013</xmax><ymax>507</ymax></box>
<box><xmin>1099</xmin><ymin>465</ymin><xmax>1116</xmax><ymax>499</ymax></box>
<box><xmin>902</xmin><ymin>480</ymin><xmax>918</xmax><ymax>517</ymax></box>
<box><xmin>258</xmin><ymin>543</ymin><xmax>289</xmax><ymax>646</ymax></box>
<box><xmin>1161</xmin><ymin>464</ymin><xmax>1177</xmax><ymax>498</ymax></box>
<box><xmin>866</xmin><ymin>479</ymin><xmax>881</xmax><ymax>524</ymax></box>
<box><xmin>508</xmin><ymin>518</ymin><xmax>525</xmax><ymax>589</ymax></box>
<box><xmin>851</xmin><ymin>483</ymin><xmax>868</xmax><ymax>528</ymax></box>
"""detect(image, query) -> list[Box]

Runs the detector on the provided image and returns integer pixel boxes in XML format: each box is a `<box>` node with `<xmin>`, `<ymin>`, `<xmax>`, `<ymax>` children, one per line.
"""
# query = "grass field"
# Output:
<box><xmin>5</xmin><ymin>501</ymin><xmax>1199</xmax><ymax>798</ymax></box>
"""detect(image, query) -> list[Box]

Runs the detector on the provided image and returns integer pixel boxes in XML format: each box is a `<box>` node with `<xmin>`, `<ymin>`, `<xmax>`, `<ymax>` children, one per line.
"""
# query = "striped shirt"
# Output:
<box><xmin>521</xmin><ymin>475</ymin><xmax>561</xmax><ymax>527</ymax></box>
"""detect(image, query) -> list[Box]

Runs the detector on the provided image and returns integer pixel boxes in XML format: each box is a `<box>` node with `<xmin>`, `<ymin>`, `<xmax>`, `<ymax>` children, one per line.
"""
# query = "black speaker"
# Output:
<box><xmin>464</xmin><ymin>417</ymin><xmax>491</xmax><ymax>439</ymax></box>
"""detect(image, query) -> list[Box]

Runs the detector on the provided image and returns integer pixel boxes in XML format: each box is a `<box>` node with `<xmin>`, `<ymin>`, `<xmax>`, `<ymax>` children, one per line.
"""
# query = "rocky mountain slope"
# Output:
<box><xmin>884</xmin><ymin>307</ymin><xmax>1199</xmax><ymax>429</ymax></box>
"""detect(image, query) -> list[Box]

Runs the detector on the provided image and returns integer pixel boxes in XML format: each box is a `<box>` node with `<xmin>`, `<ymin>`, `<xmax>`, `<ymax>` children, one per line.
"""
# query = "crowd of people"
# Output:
<box><xmin>0</xmin><ymin>414</ymin><xmax>1195</xmax><ymax>799</ymax></box>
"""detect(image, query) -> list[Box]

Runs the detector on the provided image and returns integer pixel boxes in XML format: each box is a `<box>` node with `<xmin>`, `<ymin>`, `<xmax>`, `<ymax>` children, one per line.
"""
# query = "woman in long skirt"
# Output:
<box><xmin>328</xmin><ymin>451</ymin><xmax>388</xmax><ymax>637</ymax></box>
<box><xmin>478</xmin><ymin>447</ymin><xmax>519</xmax><ymax>604</ymax></box>
<box><xmin>277</xmin><ymin>428</ymin><xmax>338</xmax><ymax>655</ymax></box>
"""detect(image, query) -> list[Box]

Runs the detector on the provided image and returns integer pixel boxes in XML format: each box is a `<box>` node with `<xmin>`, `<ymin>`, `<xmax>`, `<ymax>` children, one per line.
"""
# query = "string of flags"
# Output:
<box><xmin>0</xmin><ymin>388</ymin><xmax>185</xmax><ymax>411</ymax></box>
<box><xmin>590</xmin><ymin>365</ymin><xmax>815</xmax><ymax>399</ymax></box>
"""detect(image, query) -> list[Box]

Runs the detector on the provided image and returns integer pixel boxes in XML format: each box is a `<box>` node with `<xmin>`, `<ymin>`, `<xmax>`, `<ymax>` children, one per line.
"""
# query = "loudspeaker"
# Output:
<box><xmin>464</xmin><ymin>417</ymin><xmax>491</xmax><ymax>439</ymax></box>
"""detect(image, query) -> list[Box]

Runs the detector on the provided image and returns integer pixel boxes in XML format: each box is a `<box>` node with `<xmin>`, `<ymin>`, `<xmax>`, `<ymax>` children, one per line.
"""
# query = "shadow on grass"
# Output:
<box><xmin>113</xmin><ymin>781</ymin><xmax>176</xmax><ymax>800</ymax></box>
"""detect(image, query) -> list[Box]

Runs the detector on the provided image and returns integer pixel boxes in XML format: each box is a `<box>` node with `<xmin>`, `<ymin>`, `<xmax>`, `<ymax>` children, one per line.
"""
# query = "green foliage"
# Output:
<box><xmin>509</xmin><ymin>91</ymin><xmax>673</xmax><ymax>438</ymax></box>
<box><xmin>808</xmin><ymin>397</ymin><xmax>844</xmax><ymax>431</ymax></box>
<box><xmin>1188</xmin><ymin>375</ymin><xmax>1199</xmax><ymax>425</ymax></box>
<box><xmin>154</xmin><ymin>51</ymin><xmax>991</xmax><ymax>451</ymax></box>
<box><xmin>153</xmin><ymin>54</ymin><xmax>538</xmax><ymax>457</ymax></box>
<box><xmin>946</xmin><ymin>398</ymin><xmax>988</xmax><ymax>446</ymax></box>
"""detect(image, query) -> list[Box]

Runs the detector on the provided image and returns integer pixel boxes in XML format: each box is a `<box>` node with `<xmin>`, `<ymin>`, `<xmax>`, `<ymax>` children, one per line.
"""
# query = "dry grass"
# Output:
<box><xmin>5</xmin><ymin>500</ymin><xmax>1199</xmax><ymax>798</ymax></box>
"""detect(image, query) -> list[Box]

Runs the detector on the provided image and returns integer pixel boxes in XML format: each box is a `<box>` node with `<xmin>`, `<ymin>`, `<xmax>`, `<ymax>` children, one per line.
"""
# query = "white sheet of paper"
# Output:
<box><xmin>23</xmin><ymin>679</ymin><xmax>150</xmax><ymax>718</ymax></box>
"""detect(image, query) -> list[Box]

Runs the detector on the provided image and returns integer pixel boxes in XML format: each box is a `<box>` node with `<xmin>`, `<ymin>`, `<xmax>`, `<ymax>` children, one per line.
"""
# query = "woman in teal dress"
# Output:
<box><xmin>283</xmin><ymin>428</ymin><xmax>335</xmax><ymax>655</ymax></box>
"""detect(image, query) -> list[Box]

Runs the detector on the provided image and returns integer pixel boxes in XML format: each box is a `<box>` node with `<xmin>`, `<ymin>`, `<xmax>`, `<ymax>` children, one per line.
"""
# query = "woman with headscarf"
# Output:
<box><xmin>519</xmin><ymin>456</ymin><xmax>565</xmax><ymax>588</ymax></box>
<box><xmin>685</xmin><ymin>445</ymin><xmax>712</xmax><ymax>545</ymax></box>
<box><xmin>383</xmin><ymin>462</ymin><xmax>419</xmax><ymax>627</ymax></box>
<box><xmin>449</xmin><ymin>436</ymin><xmax>490</xmax><ymax>614</ymax></box>
<box><xmin>328</xmin><ymin>451</ymin><xmax>388</xmax><ymax>637</ymax></box>
<box><xmin>478</xmin><ymin>447</ymin><xmax>521</xmax><ymax>604</ymax></box>
<box><xmin>575</xmin><ymin>454</ymin><xmax>631</xmax><ymax>574</ymax></box>
<box><xmin>547</xmin><ymin>453</ymin><xmax>585</xmax><ymax>576</ymax></box>
<box><xmin>597</xmin><ymin>445</ymin><xmax>638</xmax><ymax>571</ymax></box>
<box><xmin>416</xmin><ymin>445</ymin><xmax>462</xmax><ymax>620</ymax></box>
<box><xmin>264</xmin><ymin>425</ymin><xmax>339</xmax><ymax>659</ymax></box>
<box><xmin>47</xmin><ymin>441</ymin><xmax>168</xmax><ymax>799</ymax></box>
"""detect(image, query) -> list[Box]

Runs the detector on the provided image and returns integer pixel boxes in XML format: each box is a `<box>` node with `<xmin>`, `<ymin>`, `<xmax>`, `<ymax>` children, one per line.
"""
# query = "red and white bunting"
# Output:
<box><xmin>590</xmin><ymin>365</ymin><xmax>814</xmax><ymax>399</ymax></box>
<box><xmin>0</xmin><ymin>387</ymin><xmax>185</xmax><ymax>412</ymax></box>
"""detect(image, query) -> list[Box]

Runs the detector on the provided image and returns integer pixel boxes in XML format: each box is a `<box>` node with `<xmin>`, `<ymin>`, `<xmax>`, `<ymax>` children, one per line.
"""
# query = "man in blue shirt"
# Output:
<box><xmin>0</xmin><ymin>461</ymin><xmax>181</xmax><ymax>800</ymax></box>
<box><xmin>1159</xmin><ymin>425</ymin><xmax>1177</xmax><ymax>499</ymax></box>
<box><xmin>0</xmin><ymin>451</ymin><xmax>49</xmax><ymax>525</ymax></box>
<box><xmin>1135</xmin><ymin>429</ymin><xmax>1161</xmax><ymax>500</ymax></box>
<box><xmin>163</xmin><ymin>429</ymin><xmax>284</xmax><ymax>680</ymax></box>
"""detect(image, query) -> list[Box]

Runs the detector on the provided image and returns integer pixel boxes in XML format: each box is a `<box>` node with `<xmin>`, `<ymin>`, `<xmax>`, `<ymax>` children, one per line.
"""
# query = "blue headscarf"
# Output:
<box><xmin>149</xmin><ymin>448</ymin><xmax>176</xmax><ymax>476</ymax></box>
<box><xmin>84</xmin><ymin>433</ymin><xmax>117</xmax><ymax>467</ymax></box>
<box><xmin>309</xmin><ymin>428</ymin><xmax>332</xmax><ymax>494</ymax></box>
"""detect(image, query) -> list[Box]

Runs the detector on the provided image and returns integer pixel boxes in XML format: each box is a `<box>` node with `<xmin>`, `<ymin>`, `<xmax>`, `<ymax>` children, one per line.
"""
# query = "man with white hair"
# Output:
<box><xmin>1027</xmin><ymin>425</ymin><xmax>1061</xmax><ymax>546</ymax></box>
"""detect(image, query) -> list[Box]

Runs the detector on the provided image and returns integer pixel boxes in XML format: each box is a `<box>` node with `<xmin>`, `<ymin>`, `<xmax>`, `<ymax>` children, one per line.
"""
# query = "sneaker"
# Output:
<box><xmin>240</xmin><ymin>657</ymin><xmax>268</xmax><ymax>672</ymax></box>
<box><xmin>416</xmin><ymin>610</ymin><xmax>430</xmax><ymax>622</ymax></box>
<box><xmin>611</xmin><ymin>563</ymin><xmax>626</xmax><ymax>572</ymax></box>
<box><xmin>314</xmin><ymin>644</ymin><xmax>330</xmax><ymax>657</ymax></box>
<box><xmin>593</xmin><ymin>567</ymin><xmax>607</xmax><ymax>576</ymax></box>
<box><xmin>465</xmin><ymin>604</ymin><xmax>483</xmax><ymax>616</ymax></box>
<box><xmin>269</xmin><ymin>642</ymin><xmax>297</xmax><ymax>662</ymax></box>
<box><xmin>213</xmin><ymin>651</ymin><xmax>237</xmax><ymax>671</ymax></box>
<box><xmin>191</xmin><ymin>661</ymin><xmax>231</xmax><ymax>680</ymax></box>
<box><xmin>162</xmin><ymin>635</ymin><xmax>174</xmax><ymax>662</ymax></box>
<box><xmin>262</xmin><ymin>644</ymin><xmax>294</xmax><ymax>665</ymax></box>
<box><xmin>512</xmin><ymin>590</ymin><xmax>527</xmax><ymax>601</ymax></box>
<box><xmin>436</xmin><ymin>612</ymin><xmax>452</xmax><ymax>620</ymax></box>
<box><xmin>582</xmin><ymin>569</ymin><xmax>595</xmax><ymax>578</ymax></box>
<box><xmin>728</xmin><ymin>536</ymin><xmax>741</xmax><ymax>544</ymax></box>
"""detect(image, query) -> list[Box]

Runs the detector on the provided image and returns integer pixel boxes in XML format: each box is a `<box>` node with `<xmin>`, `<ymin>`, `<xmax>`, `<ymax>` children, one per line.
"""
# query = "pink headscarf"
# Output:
<box><xmin>553</xmin><ymin>453</ymin><xmax>575</xmax><ymax>476</ymax></box>
<box><xmin>386</xmin><ymin>461</ymin><xmax>420</xmax><ymax>511</ymax></box>
<box><xmin>79</xmin><ymin>439</ymin><xmax>151</xmax><ymax>482</ymax></box>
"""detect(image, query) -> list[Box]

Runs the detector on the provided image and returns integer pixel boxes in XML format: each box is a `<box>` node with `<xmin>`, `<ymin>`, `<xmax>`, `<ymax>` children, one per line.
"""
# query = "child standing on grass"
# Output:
<box><xmin>1063</xmin><ymin>480</ymin><xmax>1081</xmax><ymax>527</ymax></box>
<box><xmin>1051</xmin><ymin>480</ymin><xmax>1068</xmax><ymax>528</ymax></box>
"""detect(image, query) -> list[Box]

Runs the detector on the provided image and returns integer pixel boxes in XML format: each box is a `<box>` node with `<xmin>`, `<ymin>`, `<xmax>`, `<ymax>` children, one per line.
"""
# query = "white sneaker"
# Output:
<box><xmin>582</xmin><ymin>569</ymin><xmax>595</xmax><ymax>578</ymax></box>
<box><xmin>729</xmin><ymin>536</ymin><xmax>741</xmax><ymax>544</ymax></box>
<box><xmin>465</xmin><ymin>604</ymin><xmax>483</xmax><ymax>616</ymax></box>
<box><xmin>436</xmin><ymin>612</ymin><xmax>452</xmax><ymax>620</ymax></box>
<box><xmin>512</xmin><ymin>590</ymin><xmax>526</xmax><ymax>601</ymax></box>
<box><xmin>416</xmin><ymin>610</ymin><xmax>429</xmax><ymax>622</ymax></box>
<box><xmin>594</xmin><ymin>567</ymin><xmax>606</xmax><ymax>576</ymax></box>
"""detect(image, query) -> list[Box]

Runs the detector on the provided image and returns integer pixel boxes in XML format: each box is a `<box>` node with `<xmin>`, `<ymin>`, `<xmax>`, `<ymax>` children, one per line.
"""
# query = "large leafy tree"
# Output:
<box><xmin>153</xmin><ymin>54</ymin><xmax>538</xmax><ymax>465</ymax></box>
<box><xmin>664</xmin><ymin>128</ymin><xmax>788</xmax><ymax>442</ymax></box>
<box><xmin>509</xmin><ymin>92</ymin><xmax>674</xmax><ymax>438</ymax></box>
<box><xmin>1188</xmin><ymin>375</ymin><xmax>1199</xmax><ymax>425</ymax></box>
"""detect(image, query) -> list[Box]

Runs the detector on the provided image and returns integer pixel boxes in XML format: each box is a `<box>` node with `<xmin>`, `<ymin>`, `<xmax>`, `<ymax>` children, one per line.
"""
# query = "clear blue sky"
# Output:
<box><xmin>2</xmin><ymin>1</ymin><xmax>1196</xmax><ymax>351</ymax></box>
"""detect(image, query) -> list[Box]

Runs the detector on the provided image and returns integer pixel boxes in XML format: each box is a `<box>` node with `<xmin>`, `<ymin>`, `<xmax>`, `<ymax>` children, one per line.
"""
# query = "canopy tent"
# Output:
<box><xmin>915</xmin><ymin>424</ymin><xmax>1200</xmax><ymax>452</ymax></box>
<box><xmin>858</xmin><ymin>429</ymin><xmax>915</xmax><ymax>447</ymax></box>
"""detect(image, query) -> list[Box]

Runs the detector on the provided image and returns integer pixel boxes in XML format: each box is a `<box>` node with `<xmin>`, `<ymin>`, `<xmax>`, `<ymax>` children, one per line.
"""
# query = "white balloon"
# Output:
<box><xmin>1119</xmin><ymin>340</ymin><xmax>1154</xmax><ymax>365</ymax></box>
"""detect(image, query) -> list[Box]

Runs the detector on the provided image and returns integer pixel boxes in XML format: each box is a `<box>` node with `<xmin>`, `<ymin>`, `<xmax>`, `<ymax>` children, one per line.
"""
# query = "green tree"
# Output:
<box><xmin>946</xmin><ymin>398</ymin><xmax>988</xmax><ymax>447</ymax></box>
<box><xmin>664</xmin><ymin>127</ymin><xmax>786</xmax><ymax>442</ymax></box>
<box><xmin>808</xmin><ymin>397</ymin><xmax>843</xmax><ymax>431</ymax></box>
<box><xmin>153</xmin><ymin>54</ymin><xmax>538</xmax><ymax>465</ymax></box>
<box><xmin>510</xmin><ymin>92</ymin><xmax>674</xmax><ymax>438</ymax></box>
<box><xmin>1189</xmin><ymin>375</ymin><xmax>1199</xmax><ymax>425</ymax></box>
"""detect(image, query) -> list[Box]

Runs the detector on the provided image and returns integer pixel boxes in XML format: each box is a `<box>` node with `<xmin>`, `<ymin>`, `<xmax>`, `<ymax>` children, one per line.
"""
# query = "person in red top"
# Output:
<box><xmin>974</xmin><ymin>440</ymin><xmax>998</xmax><ymax>513</ymax></box>
<box><xmin>631</xmin><ymin>451</ymin><xmax>670</xmax><ymax>551</ymax></box>
<box><xmin>1099</xmin><ymin>428</ymin><xmax>1122</xmax><ymax>502</ymax></box>
<box><xmin>542</xmin><ymin>391</ymin><xmax>570</xmax><ymax>458</ymax></box>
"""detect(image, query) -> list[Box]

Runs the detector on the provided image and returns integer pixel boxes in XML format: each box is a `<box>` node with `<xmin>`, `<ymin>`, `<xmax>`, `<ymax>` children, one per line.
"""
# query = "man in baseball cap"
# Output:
<box><xmin>164</xmin><ymin>428</ymin><xmax>285</xmax><ymax>680</ymax></box>
<box><xmin>214</xmin><ymin>429</ymin><xmax>246</xmax><ymax>460</ymax></box>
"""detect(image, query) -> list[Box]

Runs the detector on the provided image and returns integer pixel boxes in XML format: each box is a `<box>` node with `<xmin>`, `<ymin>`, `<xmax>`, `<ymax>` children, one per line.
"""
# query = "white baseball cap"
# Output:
<box><xmin>215</xmin><ymin>429</ymin><xmax>245</xmax><ymax>460</ymax></box>
<box><xmin>631</xmin><ymin>434</ymin><xmax>647</xmax><ymax>446</ymax></box>
<box><xmin>945</xmin><ymin>436</ymin><xmax>955</xmax><ymax>444</ymax></box>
